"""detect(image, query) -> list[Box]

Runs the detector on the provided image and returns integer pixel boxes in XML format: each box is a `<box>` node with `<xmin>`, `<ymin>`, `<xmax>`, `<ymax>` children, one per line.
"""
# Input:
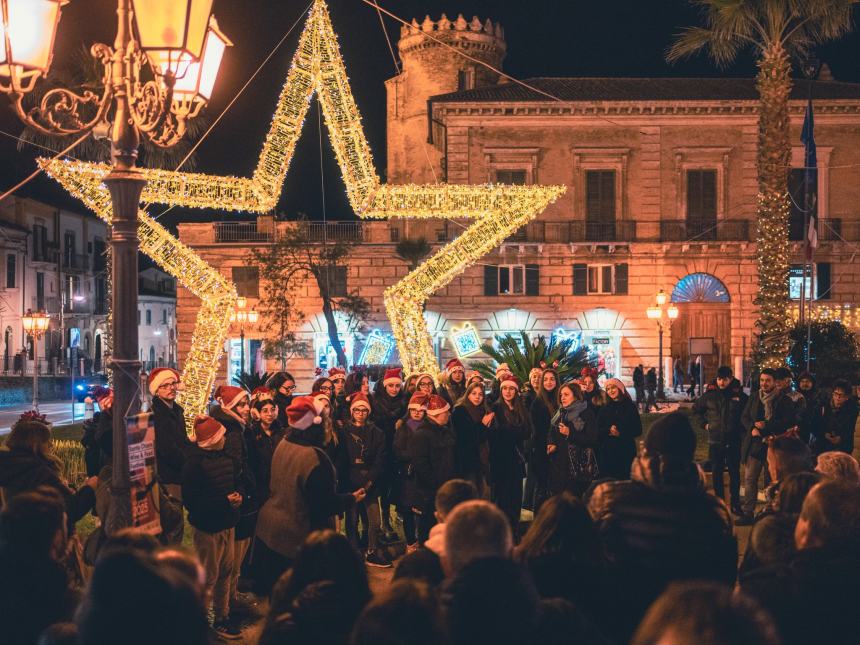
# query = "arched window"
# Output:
<box><xmin>671</xmin><ymin>273</ymin><xmax>730</xmax><ymax>303</ymax></box>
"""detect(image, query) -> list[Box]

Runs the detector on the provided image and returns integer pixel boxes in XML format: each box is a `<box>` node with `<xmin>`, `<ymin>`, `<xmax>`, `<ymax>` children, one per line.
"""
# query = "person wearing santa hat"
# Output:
<box><xmin>371</xmin><ymin>367</ymin><xmax>408</xmax><ymax>542</ymax></box>
<box><xmin>487</xmin><ymin>362</ymin><xmax>514</xmax><ymax>407</ymax></box>
<box><xmin>410</xmin><ymin>394</ymin><xmax>456</xmax><ymax>541</ymax></box>
<box><xmin>211</xmin><ymin>384</ymin><xmax>257</xmax><ymax>612</ymax></box>
<box><xmin>182</xmin><ymin>415</ymin><xmax>243</xmax><ymax>638</ymax></box>
<box><xmin>393</xmin><ymin>390</ymin><xmax>429</xmax><ymax>550</ymax></box>
<box><xmin>488</xmin><ymin>373</ymin><xmax>532</xmax><ymax>534</ymax></box>
<box><xmin>341</xmin><ymin>393</ymin><xmax>390</xmax><ymax>567</ymax></box>
<box><xmin>439</xmin><ymin>358</ymin><xmax>467</xmax><ymax>408</ymax></box>
<box><xmin>255</xmin><ymin>396</ymin><xmax>366</xmax><ymax>594</ymax></box>
<box><xmin>148</xmin><ymin>367</ymin><xmax>192</xmax><ymax>520</ymax></box>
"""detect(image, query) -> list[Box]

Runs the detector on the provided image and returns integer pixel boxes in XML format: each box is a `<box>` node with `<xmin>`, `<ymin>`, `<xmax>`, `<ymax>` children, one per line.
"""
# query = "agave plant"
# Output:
<box><xmin>232</xmin><ymin>371</ymin><xmax>270</xmax><ymax>392</ymax></box>
<box><xmin>470</xmin><ymin>332</ymin><xmax>596</xmax><ymax>384</ymax></box>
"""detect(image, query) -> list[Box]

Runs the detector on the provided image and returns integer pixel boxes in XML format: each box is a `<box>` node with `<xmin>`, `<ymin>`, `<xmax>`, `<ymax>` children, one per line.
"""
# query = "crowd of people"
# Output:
<box><xmin>0</xmin><ymin>359</ymin><xmax>859</xmax><ymax>644</ymax></box>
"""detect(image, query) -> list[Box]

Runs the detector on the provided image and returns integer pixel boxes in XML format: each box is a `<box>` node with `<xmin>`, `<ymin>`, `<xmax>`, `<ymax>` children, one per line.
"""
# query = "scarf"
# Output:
<box><xmin>759</xmin><ymin>387</ymin><xmax>779</xmax><ymax>420</ymax></box>
<box><xmin>460</xmin><ymin>400</ymin><xmax>485</xmax><ymax>424</ymax></box>
<box><xmin>551</xmin><ymin>400</ymin><xmax>588</xmax><ymax>432</ymax></box>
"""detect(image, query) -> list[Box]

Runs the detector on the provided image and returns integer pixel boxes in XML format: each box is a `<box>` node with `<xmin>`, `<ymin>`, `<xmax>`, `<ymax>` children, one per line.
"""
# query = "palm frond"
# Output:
<box><xmin>469</xmin><ymin>332</ymin><xmax>597</xmax><ymax>384</ymax></box>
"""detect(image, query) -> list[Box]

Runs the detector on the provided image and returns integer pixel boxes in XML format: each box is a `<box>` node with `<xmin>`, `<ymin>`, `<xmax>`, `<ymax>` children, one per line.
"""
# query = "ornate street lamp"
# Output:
<box><xmin>231</xmin><ymin>296</ymin><xmax>258</xmax><ymax>378</ymax></box>
<box><xmin>22</xmin><ymin>309</ymin><xmax>51</xmax><ymax>411</ymax></box>
<box><xmin>0</xmin><ymin>0</ymin><xmax>230</xmax><ymax>533</ymax></box>
<box><xmin>646</xmin><ymin>293</ymin><xmax>679</xmax><ymax>400</ymax></box>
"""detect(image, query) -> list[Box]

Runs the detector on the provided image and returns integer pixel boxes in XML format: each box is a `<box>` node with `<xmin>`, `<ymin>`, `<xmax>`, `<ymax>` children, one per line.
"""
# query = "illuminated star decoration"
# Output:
<box><xmin>42</xmin><ymin>0</ymin><xmax>565</xmax><ymax>421</ymax></box>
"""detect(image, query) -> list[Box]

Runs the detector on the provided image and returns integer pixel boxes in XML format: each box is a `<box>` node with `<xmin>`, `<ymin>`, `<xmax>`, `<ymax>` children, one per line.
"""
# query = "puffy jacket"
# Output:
<box><xmin>151</xmin><ymin>397</ymin><xmax>191</xmax><ymax>485</ymax></box>
<box><xmin>340</xmin><ymin>421</ymin><xmax>387</xmax><ymax>495</ymax></box>
<box><xmin>410</xmin><ymin>419</ymin><xmax>456</xmax><ymax>512</ymax></box>
<box><xmin>741</xmin><ymin>390</ymin><xmax>796</xmax><ymax>461</ymax></box>
<box><xmin>694</xmin><ymin>379</ymin><xmax>748</xmax><ymax>445</ymax></box>
<box><xmin>181</xmin><ymin>445</ymin><xmax>240</xmax><ymax>533</ymax></box>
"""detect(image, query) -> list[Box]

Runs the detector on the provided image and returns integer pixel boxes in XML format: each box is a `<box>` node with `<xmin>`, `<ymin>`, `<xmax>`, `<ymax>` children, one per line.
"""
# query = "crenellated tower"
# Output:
<box><xmin>386</xmin><ymin>14</ymin><xmax>506</xmax><ymax>184</ymax></box>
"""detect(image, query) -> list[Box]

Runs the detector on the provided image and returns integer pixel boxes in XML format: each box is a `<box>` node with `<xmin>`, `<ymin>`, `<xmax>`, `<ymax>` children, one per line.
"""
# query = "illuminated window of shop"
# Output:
<box><xmin>789</xmin><ymin>263</ymin><xmax>830</xmax><ymax>301</ymax></box>
<box><xmin>499</xmin><ymin>265</ymin><xmax>524</xmax><ymax>295</ymax></box>
<box><xmin>587</xmin><ymin>265</ymin><xmax>614</xmax><ymax>295</ymax></box>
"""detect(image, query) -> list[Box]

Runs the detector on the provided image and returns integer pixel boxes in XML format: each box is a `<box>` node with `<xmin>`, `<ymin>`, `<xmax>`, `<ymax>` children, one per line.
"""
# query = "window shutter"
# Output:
<box><xmin>600</xmin><ymin>171</ymin><xmax>616</xmax><ymax>220</ymax></box>
<box><xmin>614</xmin><ymin>263</ymin><xmax>628</xmax><ymax>295</ymax></box>
<box><xmin>525</xmin><ymin>264</ymin><xmax>540</xmax><ymax>296</ymax></box>
<box><xmin>816</xmin><ymin>262</ymin><xmax>831</xmax><ymax>300</ymax></box>
<box><xmin>573</xmin><ymin>264</ymin><xmax>587</xmax><ymax>295</ymax></box>
<box><xmin>484</xmin><ymin>265</ymin><xmax>498</xmax><ymax>296</ymax></box>
<box><xmin>687</xmin><ymin>171</ymin><xmax>703</xmax><ymax>219</ymax></box>
<box><xmin>702</xmin><ymin>170</ymin><xmax>717</xmax><ymax>218</ymax></box>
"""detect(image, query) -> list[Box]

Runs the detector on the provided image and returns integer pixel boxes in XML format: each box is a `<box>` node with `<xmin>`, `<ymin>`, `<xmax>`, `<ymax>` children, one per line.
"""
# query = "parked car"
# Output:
<box><xmin>74</xmin><ymin>373</ymin><xmax>109</xmax><ymax>402</ymax></box>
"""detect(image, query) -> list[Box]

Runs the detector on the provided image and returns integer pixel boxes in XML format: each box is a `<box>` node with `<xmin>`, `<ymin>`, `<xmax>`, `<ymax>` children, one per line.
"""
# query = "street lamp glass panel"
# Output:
<box><xmin>132</xmin><ymin>0</ymin><xmax>213</xmax><ymax>75</ymax></box>
<box><xmin>236</xmin><ymin>296</ymin><xmax>246</xmax><ymax>310</ymax></box>
<box><xmin>667</xmin><ymin>305</ymin><xmax>679</xmax><ymax>320</ymax></box>
<box><xmin>1</xmin><ymin>0</ymin><xmax>66</xmax><ymax>73</ymax></box>
<box><xmin>171</xmin><ymin>16</ymin><xmax>230</xmax><ymax>102</ymax></box>
<box><xmin>655</xmin><ymin>289</ymin><xmax>667</xmax><ymax>306</ymax></box>
<box><xmin>248</xmin><ymin>310</ymin><xmax>258</xmax><ymax>324</ymax></box>
<box><xmin>646</xmin><ymin>306</ymin><xmax>662</xmax><ymax>320</ymax></box>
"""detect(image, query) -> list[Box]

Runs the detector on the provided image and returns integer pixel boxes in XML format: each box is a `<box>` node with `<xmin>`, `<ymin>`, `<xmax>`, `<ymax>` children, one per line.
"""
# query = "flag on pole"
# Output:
<box><xmin>801</xmin><ymin>97</ymin><xmax>818</xmax><ymax>260</ymax></box>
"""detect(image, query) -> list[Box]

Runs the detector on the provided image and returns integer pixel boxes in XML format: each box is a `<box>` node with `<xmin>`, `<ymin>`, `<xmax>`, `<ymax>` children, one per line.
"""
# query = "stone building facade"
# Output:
<box><xmin>177</xmin><ymin>15</ymin><xmax>860</xmax><ymax>389</ymax></box>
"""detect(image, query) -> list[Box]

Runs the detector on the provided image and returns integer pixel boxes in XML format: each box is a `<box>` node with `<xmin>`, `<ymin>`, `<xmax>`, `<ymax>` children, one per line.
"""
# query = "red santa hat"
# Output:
<box><xmin>382</xmin><ymin>367</ymin><xmax>403</xmax><ymax>386</ymax></box>
<box><xmin>349</xmin><ymin>393</ymin><xmax>372</xmax><ymax>412</ymax></box>
<box><xmin>312</xmin><ymin>392</ymin><xmax>331</xmax><ymax>415</ymax></box>
<box><xmin>414</xmin><ymin>372</ymin><xmax>435</xmax><ymax>385</ymax></box>
<box><xmin>286</xmin><ymin>396</ymin><xmax>323</xmax><ymax>431</ymax></box>
<box><xmin>408</xmin><ymin>391</ymin><xmax>430</xmax><ymax>410</ymax></box>
<box><xmin>466</xmin><ymin>371</ymin><xmax>484</xmax><ymax>385</ymax></box>
<box><xmin>328</xmin><ymin>367</ymin><xmax>347</xmax><ymax>382</ymax></box>
<box><xmin>495</xmin><ymin>363</ymin><xmax>512</xmax><ymax>380</ymax></box>
<box><xmin>499</xmin><ymin>374</ymin><xmax>522</xmax><ymax>391</ymax></box>
<box><xmin>425</xmin><ymin>394</ymin><xmax>450</xmax><ymax>417</ymax></box>
<box><xmin>580</xmin><ymin>366</ymin><xmax>599</xmax><ymax>381</ymax></box>
<box><xmin>148</xmin><ymin>367</ymin><xmax>182</xmax><ymax>396</ymax></box>
<box><xmin>251</xmin><ymin>386</ymin><xmax>275</xmax><ymax>403</ymax></box>
<box><xmin>193</xmin><ymin>415</ymin><xmax>226</xmax><ymax>448</ymax></box>
<box><xmin>445</xmin><ymin>358</ymin><xmax>465</xmax><ymax>375</ymax></box>
<box><xmin>215</xmin><ymin>385</ymin><xmax>249</xmax><ymax>410</ymax></box>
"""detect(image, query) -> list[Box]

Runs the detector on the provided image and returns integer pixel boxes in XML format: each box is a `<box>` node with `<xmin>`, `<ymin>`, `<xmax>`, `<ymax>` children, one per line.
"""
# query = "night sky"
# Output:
<box><xmin>2</xmin><ymin>0</ymin><xmax>860</xmax><ymax>232</ymax></box>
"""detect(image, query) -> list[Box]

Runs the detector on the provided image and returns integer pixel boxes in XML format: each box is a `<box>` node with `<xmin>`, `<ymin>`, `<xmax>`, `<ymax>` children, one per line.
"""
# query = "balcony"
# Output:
<box><xmin>215</xmin><ymin>221</ymin><xmax>272</xmax><ymax>243</ymax></box>
<box><xmin>301</xmin><ymin>222</ymin><xmax>364</xmax><ymax>243</ymax></box>
<box><xmin>62</xmin><ymin>253</ymin><xmax>90</xmax><ymax>272</ymax></box>
<box><xmin>660</xmin><ymin>219</ymin><xmax>750</xmax><ymax>242</ymax></box>
<box><xmin>32</xmin><ymin>245</ymin><xmax>59</xmax><ymax>264</ymax></box>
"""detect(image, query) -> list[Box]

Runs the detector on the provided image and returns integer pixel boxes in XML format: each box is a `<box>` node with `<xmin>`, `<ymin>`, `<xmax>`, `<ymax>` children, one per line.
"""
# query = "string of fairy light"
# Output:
<box><xmin>43</xmin><ymin>0</ymin><xmax>563</xmax><ymax>427</ymax></box>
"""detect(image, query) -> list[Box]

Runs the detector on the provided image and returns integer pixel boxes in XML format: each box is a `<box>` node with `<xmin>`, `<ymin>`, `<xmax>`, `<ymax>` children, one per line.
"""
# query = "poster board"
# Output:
<box><xmin>127</xmin><ymin>412</ymin><xmax>162</xmax><ymax>535</ymax></box>
<box><xmin>689</xmin><ymin>337</ymin><xmax>715</xmax><ymax>356</ymax></box>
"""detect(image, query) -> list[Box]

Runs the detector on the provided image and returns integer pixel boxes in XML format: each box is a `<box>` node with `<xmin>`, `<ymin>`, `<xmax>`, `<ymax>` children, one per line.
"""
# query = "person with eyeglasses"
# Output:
<box><xmin>266</xmin><ymin>371</ymin><xmax>297</xmax><ymax>428</ymax></box>
<box><xmin>812</xmin><ymin>378</ymin><xmax>858</xmax><ymax>456</ymax></box>
<box><xmin>341</xmin><ymin>393</ymin><xmax>390</xmax><ymax>568</ymax></box>
<box><xmin>148</xmin><ymin>367</ymin><xmax>192</xmax><ymax>543</ymax></box>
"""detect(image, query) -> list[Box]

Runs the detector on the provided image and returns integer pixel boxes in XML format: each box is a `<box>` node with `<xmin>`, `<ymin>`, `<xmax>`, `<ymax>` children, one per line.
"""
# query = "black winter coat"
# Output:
<box><xmin>811</xmin><ymin>398</ymin><xmax>858</xmax><ymax>455</ymax></box>
<box><xmin>693</xmin><ymin>379</ymin><xmax>748</xmax><ymax>445</ymax></box>
<box><xmin>182</xmin><ymin>445</ymin><xmax>240</xmax><ymax>533</ymax></box>
<box><xmin>488</xmin><ymin>401</ymin><xmax>530</xmax><ymax>486</ymax></box>
<box><xmin>211</xmin><ymin>405</ymin><xmax>257</xmax><ymax>538</ymax></box>
<box><xmin>451</xmin><ymin>405</ymin><xmax>486</xmax><ymax>482</ymax></box>
<box><xmin>740</xmin><ymin>390</ymin><xmax>796</xmax><ymax>461</ymax></box>
<box><xmin>596</xmin><ymin>397</ymin><xmax>642</xmax><ymax>480</ymax></box>
<box><xmin>340</xmin><ymin>421</ymin><xmax>387</xmax><ymax>495</ymax></box>
<box><xmin>546</xmin><ymin>402</ymin><xmax>599</xmax><ymax>495</ymax></box>
<box><xmin>393</xmin><ymin>418</ymin><xmax>423</xmax><ymax>508</ymax></box>
<box><xmin>410</xmin><ymin>419</ymin><xmax>456</xmax><ymax>512</ymax></box>
<box><xmin>529</xmin><ymin>397</ymin><xmax>554</xmax><ymax>485</ymax></box>
<box><xmin>151</xmin><ymin>397</ymin><xmax>191</xmax><ymax>485</ymax></box>
<box><xmin>245</xmin><ymin>420</ymin><xmax>285</xmax><ymax>504</ymax></box>
<box><xmin>0</xmin><ymin>449</ymin><xmax>95</xmax><ymax>525</ymax></box>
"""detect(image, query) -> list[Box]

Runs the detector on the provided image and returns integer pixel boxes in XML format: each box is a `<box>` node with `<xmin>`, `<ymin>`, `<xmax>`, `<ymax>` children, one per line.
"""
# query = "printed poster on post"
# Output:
<box><xmin>127</xmin><ymin>412</ymin><xmax>162</xmax><ymax>535</ymax></box>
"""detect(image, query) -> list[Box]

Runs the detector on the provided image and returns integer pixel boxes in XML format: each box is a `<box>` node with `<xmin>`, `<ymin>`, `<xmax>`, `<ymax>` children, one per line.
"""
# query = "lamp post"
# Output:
<box><xmin>231</xmin><ymin>296</ymin><xmax>258</xmax><ymax>379</ymax></box>
<box><xmin>0</xmin><ymin>0</ymin><xmax>231</xmax><ymax>533</ymax></box>
<box><xmin>22</xmin><ymin>309</ymin><xmax>51</xmax><ymax>411</ymax></box>
<box><xmin>646</xmin><ymin>289</ymin><xmax>679</xmax><ymax>400</ymax></box>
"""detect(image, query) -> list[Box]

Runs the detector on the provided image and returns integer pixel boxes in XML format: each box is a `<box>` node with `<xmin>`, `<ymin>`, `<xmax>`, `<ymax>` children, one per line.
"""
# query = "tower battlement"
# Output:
<box><xmin>398</xmin><ymin>13</ymin><xmax>506</xmax><ymax>57</ymax></box>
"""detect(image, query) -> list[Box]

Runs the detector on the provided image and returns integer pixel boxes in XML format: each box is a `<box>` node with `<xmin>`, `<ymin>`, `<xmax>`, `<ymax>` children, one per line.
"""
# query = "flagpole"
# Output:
<box><xmin>801</xmin><ymin>58</ymin><xmax>820</xmax><ymax>373</ymax></box>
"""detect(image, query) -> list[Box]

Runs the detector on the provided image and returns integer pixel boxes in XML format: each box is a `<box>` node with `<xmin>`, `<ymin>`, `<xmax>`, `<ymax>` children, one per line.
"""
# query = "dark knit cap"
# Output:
<box><xmin>645</xmin><ymin>412</ymin><xmax>697</xmax><ymax>461</ymax></box>
<box><xmin>716</xmin><ymin>366</ymin><xmax>733</xmax><ymax>379</ymax></box>
<box><xmin>797</xmin><ymin>371</ymin><xmax>816</xmax><ymax>385</ymax></box>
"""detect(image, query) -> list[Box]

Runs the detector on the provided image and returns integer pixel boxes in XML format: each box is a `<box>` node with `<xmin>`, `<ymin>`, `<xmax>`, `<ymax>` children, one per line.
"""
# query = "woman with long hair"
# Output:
<box><xmin>527</xmin><ymin>368</ymin><xmax>559</xmax><ymax>510</ymax></box>
<box><xmin>596</xmin><ymin>378</ymin><xmax>642</xmax><ymax>480</ymax></box>
<box><xmin>515</xmin><ymin>492</ymin><xmax>602</xmax><ymax>611</ymax></box>
<box><xmin>451</xmin><ymin>382</ymin><xmax>493</xmax><ymax>493</ymax></box>
<box><xmin>579</xmin><ymin>368</ymin><xmax>606</xmax><ymax>414</ymax></box>
<box><xmin>488</xmin><ymin>375</ymin><xmax>531</xmax><ymax>534</ymax></box>
<box><xmin>547</xmin><ymin>382</ymin><xmax>600</xmax><ymax>497</ymax></box>
<box><xmin>393</xmin><ymin>392</ymin><xmax>429</xmax><ymax>550</ymax></box>
<box><xmin>0</xmin><ymin>414</ymin><xmax>97</xmax><ymax>526</ymax></box>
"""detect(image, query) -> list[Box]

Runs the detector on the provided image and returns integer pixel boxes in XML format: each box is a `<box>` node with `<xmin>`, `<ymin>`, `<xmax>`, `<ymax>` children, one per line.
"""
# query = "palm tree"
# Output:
<box><xmin>471</xmin><ymin>331</ymin><xmax>595</xmax><ymax>384</ymax></box>
<box><xmin>395</xmin><ymin>237</ymin><xmax>432</xmax><ymax>271</ymax></box>
<box><xmin>668</xmin><ymin>0</ymin><xmax>857</xmax><ymax>367</ymax></box>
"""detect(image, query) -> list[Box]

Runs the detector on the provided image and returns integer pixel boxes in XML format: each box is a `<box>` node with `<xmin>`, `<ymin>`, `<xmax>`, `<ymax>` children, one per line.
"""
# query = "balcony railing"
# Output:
<box><xmin>660</xmin><ymin>219</ymin><xmax>750</xmax><ymax>242</ymax></box>
<box><xmin>62</xmin><ymin>253</ymin><xmax>90</xmax><ymax>271</ymax></box>
<box><xmin>214</xmin><ymin>221</ymin><xmax>272</xmax><ymax>243</ymax></box>
<box><xmin>301</xmin><ymin>222</ymin><xmax>364</xmax><ymax>243</ymax></box>
<box><xmin>32</xmin><ymin>246</ymin><xmax>59</xmax><ymax>264</ymax></box>
<box><xmin>214</xmin><ymin>221</ymin><xmax>365</xmax><ymax>243</ymax></box>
